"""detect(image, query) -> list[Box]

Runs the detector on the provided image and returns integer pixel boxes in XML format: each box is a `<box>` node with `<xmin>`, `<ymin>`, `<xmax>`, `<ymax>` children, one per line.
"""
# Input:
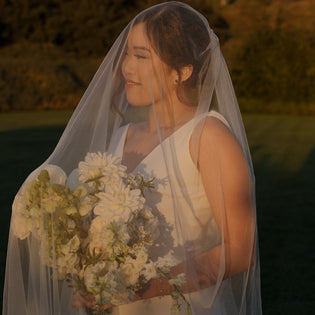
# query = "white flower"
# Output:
<box><xmin>94</xmin><ymin>182</ymin><xmax>144</xmax><ymax>222</ymax></box>
<box><xmin>12</xmin><ymin>165</ymin><xmax>67</xmax><ymax>239</ymax></box>
<box><xmin>44</xmin><ymin>165</ymin><xmax>67</xmax><ymax>185</ymax></box>
<box><xmin>88</xmin><ymin>217</ymin><xmax>114</xmax><ymax>255</ymax></box>
<box><xmin>72</xmin><ymin>185</ymin><xmax>88</xmax><ymax>198</ymax></box>
<box><xmin>168</xmin><ymin>273</ymin><xmax>186</xmax><ymax>287</ymax></box>
<box><xmin>84</xmin><ymin>261</ymin><xmax>123</xmax><ymax>305</ymax></box>
<box><xmin>61</xmin><ymin>235</ymin><xmax>80</xmax><ymax>256</ymax></box>
<box><xmin>84</xmin><ymin>261</ymin><xmax>108</xmax><ymax>291</ymax></box>
<box><xmin>142</xmin><ymin>260</ymin><xmax>158</xmax><ymax>281</ymax></box>
<box><xmin>78</xmin><ymin>152</ymin><xmax>127</xmax><ymax>191</ymax></box>
<box><xmin>65</xmin><ymin>205</ymin><xmax>77</xmax><ymax>215</ymax></box>
<box><xmin>88</xmin><ymin>218</ymin><xmax>131</xmax><ymax>258</ymax></box>
<box><xmin>119</xmin><ymin>260</ymin><xmax>140</xmax><ymax>286</ymax></box>
<box><xmin>89</xmin><ymin>216</ymin><xmax>108</xmax><ymax>235</ymax></box>
<box><xmin>112</xmin><ymin>221</ymin><xmax>130</xmax><ymax>245</ymax></box>
<box><xmin>155</xmin><ymin>252</ymin><xmax>177</xmax><ymax>274</ymax></box>
<box><xmin>12</xmin><ymin>165</ymin><xmax>69</xmax><ymax>240</ymax></box>
<box><xmin>78</xmin><ymin>195</ymin><xmax>95</xmax><ymax>216</ymax></box>
<box><xmin>107</xmin><ymin>222</ymin><xmax>130</xmax><ymax>257</ymax></box>
<box><xmin>135</xmin><ymin>248</ymin><xmax>148</xmax><ymax>265</ymax></box>
<box><xmin>12</xmin><ymin>212</ymin><xmax>32</xmax><ymax>240</ymax></box>
<box><xmin>72</xmin><ymin>185</ymin><xmax>96</xmax><ymax>216</ymax></box>
<box><xmin>172</xmin><ymin>304</ymin><xmax>181</xmax><ymax>313</ymax></box>
<box><xmin>119</xmin><ymin>249</ymin><xmax>148</xmax><ymax>286</ymax></box>
<box><xmin>41</xmin><ymin>186</ymin><xmax>64</xmax><ymax>213</ymax></box>
<box><xmin>28</xmin><ymin>205</ymin><xmax>43</xmax><ymax>239</ymax></box>
<box><xmin>38</xmin><ymin>234</ymin><xmax>81</xmax><ymax>279</ymax></box>
<box><xmin>56</xmin><ymin>253</ymin><xmax>80</xmax><ymax>279</ymax></box>
<box><xmin>98</xmin><ymin>227</ymin><xmax>115</xmax><ymax>249</ymax></box>
<box><xmin>111</xmin><ymin>288</ymin><xmax>135</xmax><ymax>305</ymax></box>
<box><xmin>12</xmin><ymin>194</ymin><xmax>33</xmax><ymax>239</ymax></box>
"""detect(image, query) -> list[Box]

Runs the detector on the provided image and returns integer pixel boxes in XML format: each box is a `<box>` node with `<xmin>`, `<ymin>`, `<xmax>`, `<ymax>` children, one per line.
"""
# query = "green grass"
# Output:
<box><xmin>0</xmin><ymin>110</ymin><xmax>73</xmax><ymax>131</ymax></box>
<box><xmin>0</xmin><ymin>111</ymin><xmax>314</xmax><ymax>314</ymax></box>
<box><xmin>244</xmin><ymin>114</ymin><xmax>315</xmax><ymax>314</ymax></box>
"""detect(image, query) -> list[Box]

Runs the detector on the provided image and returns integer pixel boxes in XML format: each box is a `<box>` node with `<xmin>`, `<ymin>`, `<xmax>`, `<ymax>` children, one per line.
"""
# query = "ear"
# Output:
<box><xmin>180</xmin><ymin>65</ymin><xmax>193</xmax><ymax>82</ymax></box>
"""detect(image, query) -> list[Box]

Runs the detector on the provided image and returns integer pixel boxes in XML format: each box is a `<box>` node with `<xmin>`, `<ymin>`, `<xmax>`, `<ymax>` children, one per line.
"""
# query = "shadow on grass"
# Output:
<box><xmin>0</xmin><ymin>126</ymin><xmax>314</xmax><ymax>314</ymax></box>
<box><xmin>252</xmin><ymin>144</ymin><xmax>315</xmax><ymax>315</ymax></box>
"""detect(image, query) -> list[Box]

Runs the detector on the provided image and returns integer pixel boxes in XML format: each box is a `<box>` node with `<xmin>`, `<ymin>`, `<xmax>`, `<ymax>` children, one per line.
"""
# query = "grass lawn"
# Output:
<box><xmin>0</xmin><ymin>111</ymin><xmax>314</xmax><ymax>314</ymax></box>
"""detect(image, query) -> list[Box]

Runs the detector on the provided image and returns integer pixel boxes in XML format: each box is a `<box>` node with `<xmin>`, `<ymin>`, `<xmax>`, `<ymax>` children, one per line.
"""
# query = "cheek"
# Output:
<box><xmin>138</xmin><ymin>64</ymin><xmax>149</xmax><ymax>81</ymax></box>
<box><xmin>121</xmin><ymin>58</ymin><xmax>126</xmax><ymax>75</ymax></box>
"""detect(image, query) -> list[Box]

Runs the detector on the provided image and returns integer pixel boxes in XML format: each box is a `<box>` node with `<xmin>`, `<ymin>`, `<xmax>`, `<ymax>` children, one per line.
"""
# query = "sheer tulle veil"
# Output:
<box><xmin>3</xmin><ymin>2</ymin><xmax>262</xmax><ymax>314</ymax></box>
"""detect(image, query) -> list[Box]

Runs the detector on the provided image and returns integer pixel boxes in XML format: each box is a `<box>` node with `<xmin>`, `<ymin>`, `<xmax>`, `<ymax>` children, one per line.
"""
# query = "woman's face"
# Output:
<box><xmin>121</xmin><ymin>23</ymin><xmax>176</xmax><ymax>107</ymax></box>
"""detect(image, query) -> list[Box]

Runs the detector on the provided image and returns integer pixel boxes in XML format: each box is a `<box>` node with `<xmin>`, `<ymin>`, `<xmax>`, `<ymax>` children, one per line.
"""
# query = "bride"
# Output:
<box><xmin>3</xmin><ymin>2</ymin><xmax>262</xmax><ymax>314</ymax></box>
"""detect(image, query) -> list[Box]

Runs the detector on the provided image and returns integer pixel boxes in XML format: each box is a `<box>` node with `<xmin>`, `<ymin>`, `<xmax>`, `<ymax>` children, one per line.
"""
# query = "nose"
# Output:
<box><xmin>122</xmin><ymin>54</ymin><xmax>135</xmax><ymax>76</ymax></box>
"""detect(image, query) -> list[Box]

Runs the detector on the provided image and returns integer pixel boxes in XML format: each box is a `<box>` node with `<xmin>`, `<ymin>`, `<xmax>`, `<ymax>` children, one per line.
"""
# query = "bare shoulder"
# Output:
<box><xmin>189</xmin><ymin>115</ymin><xmax>250</xmax><ymax>178</ymax></box>
<box><xmin>194</xmin><ymin>115</ymin><xmax>241</xmax><ymax>156</ymax></box>
<box><xmin>203</xmin><ymin>115</ymin><xmax>234</xmax><ymax>138</ymax></box>
<box><xmin>192</xmin><ymin>116</ymin><xmax>252</xmax><ymax>201</ymax></box>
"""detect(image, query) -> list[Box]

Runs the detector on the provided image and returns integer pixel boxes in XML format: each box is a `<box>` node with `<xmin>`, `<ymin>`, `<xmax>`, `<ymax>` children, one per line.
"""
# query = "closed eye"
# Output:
<box><xmin>135</xmin><ymin>54</ymin><xmax>148</xmax><ymax>59</ymax></box>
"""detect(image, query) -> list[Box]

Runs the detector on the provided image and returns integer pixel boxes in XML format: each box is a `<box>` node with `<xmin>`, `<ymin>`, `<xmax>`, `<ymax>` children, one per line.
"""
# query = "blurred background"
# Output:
<box><xmin>0</xmin><ymin>0</ymin><xmax>314</xmax><ymax>314</ymax></box>
<box><xmin>0</xmin><ymin>0</ymin><xmax>314</xmax><ymax>113</ymax></box>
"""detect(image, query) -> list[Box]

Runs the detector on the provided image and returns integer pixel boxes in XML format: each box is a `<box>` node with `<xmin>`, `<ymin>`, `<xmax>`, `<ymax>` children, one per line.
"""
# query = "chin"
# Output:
<box><xmin>126</xmin><ymin>97</ymin><xmax>152</xmax><ymax>107</ymax></box>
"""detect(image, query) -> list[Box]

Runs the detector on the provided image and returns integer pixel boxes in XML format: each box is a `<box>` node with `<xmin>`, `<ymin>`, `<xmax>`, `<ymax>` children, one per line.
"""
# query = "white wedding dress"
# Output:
<box><xmin>106</xmin><ymin>111</ymin><xmax>238</xmax><ymax>315</ymax></box>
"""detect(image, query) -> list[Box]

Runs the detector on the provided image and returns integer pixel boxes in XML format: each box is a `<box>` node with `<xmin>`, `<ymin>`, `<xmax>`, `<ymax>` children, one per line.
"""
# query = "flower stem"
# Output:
<box><xmin>157</xmin><ymin>268</ymin><xmax>192</xmax><ymax>314</ymax></box>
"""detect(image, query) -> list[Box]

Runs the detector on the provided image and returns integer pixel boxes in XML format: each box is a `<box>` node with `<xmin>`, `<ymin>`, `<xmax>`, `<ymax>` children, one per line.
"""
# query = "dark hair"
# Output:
<box><xmin>135</xmin><ymin>2</ymin><xmax>211</xmax><ymax>105</ymax></box>
<box><xmin>111</xmin><ymin>2</ymin><xmax>211</xmax><ymax>114</ymax></box>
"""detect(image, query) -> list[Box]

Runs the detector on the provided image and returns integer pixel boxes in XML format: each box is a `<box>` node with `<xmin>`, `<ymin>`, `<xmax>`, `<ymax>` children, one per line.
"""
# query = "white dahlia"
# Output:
<box><xmin>94</xmin><ymin>182</ymin><xmax>144</xmax><ymax>222</ymax></box>
<box><xmin>78</xmin><ymin>152</ymin><xmax>127</xmax><ymax>191</ymax></box>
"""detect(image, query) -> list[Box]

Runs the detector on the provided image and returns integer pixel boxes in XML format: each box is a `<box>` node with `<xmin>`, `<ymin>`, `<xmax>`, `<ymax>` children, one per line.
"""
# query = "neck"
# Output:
<box><xmin>147</xmin><ymin>98</ymin><xmax>195</xmax><ymax>133</ymax></box>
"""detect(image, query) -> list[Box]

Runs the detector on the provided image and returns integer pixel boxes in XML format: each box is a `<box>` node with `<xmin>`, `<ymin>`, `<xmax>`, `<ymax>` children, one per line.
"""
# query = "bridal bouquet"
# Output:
<box><xmin>12</xmin><ymin>152</ymin><xmax>191</xmax><ymax>314</ymax></box>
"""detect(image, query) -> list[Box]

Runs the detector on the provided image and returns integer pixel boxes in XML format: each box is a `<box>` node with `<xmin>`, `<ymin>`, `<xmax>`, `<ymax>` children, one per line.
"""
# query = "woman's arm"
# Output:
<box><xmin>138</xmin><ymin>117</ymin><xmax>256</xmax><ymax>299</ymax></box>
<box><xmin>196</xmin><ymin>116</ymin><xmax>255</xmax><ymax>279</ymax></box>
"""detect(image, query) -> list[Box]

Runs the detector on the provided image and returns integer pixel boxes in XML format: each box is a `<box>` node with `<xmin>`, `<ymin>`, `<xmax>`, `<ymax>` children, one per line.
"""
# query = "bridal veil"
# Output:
<box><xmin>3</xmin><ymin>2</ymin><xmax>262</xmax><ymax>314</ymax></box>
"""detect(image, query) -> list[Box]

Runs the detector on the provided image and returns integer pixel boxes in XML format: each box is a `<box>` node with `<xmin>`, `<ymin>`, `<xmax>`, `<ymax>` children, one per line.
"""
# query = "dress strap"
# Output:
<box><xmin>182</xmin><ymin>110</ymin><xmax>231</xmax><ymax>142</ymax></box>
<box><xmin>205</xmin><ymin>110</ymin><xmax>230</xmax><ymax>129</ymax></box>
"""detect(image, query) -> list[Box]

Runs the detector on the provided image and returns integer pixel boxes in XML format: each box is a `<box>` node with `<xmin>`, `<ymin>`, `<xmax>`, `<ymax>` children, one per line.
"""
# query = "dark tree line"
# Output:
<box><xmin>0</xmin><ymin>0</ymin><xmax>229</xmax><ymax>57</ymax></box>
<box><xmin>0</xmin><ymin>0</ymin><xmax>313</xmax><ymax>112</ymax></box>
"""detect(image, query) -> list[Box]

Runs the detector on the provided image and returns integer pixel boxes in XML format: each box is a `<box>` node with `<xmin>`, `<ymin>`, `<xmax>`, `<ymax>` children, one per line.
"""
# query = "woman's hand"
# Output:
<box><xmin>135</xmin><ymin>279</ymin><xmax>159</xmax><ymax>300</ymax></box>
<box><xmin>71</xmin><ymin>290</ymin><xmax>113</xmax><ymax>311</ymax></box>
<box><xmin>135</xmin><ymin>277</ymin><xmax>170</xmax><ymax>300</ymax></box>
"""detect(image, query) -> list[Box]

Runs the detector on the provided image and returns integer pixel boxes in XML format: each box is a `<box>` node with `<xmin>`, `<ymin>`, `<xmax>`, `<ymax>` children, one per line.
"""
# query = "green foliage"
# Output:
<box><xmin>0</xmin><ymin>0</ymin><xmax>229</xmax><ymax>112</ymax></box>
<box><xmin>0</xmin><ymin>0</ymin><xmax>228</xmax><ymax>57</ymax></box>
<box><xmin>231</xmin><ymin>25</ymin><xmax>315</xmax><ymax>106</ymax></box>
<box><xmin>0</xmin><ymin>42</ymin><xmax>101</xmax><ymax>111</ymax></box>
<box><xmin>0</xmin><ymin>0</ymin><xmax>138</xmax><ymax>57</ymax></box>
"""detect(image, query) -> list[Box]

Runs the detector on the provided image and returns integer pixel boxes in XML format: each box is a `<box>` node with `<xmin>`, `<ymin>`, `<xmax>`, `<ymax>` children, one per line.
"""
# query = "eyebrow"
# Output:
<box><xmin>133</xmin><ymin>46</ymin><xmax>151</xmax><ymax>52</ymax></box>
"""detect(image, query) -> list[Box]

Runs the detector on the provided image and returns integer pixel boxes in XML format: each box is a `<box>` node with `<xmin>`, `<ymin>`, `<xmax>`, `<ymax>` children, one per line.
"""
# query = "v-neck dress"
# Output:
<box><xmin>106</xmin><ymin>111</ymin><xmax>236</xmax><ymax>315</ymax></box>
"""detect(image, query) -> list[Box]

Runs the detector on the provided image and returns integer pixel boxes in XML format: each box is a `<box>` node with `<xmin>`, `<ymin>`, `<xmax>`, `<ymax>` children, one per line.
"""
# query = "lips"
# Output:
<box><xmin>125</xmin><ymin>79</ymin><xmax>141</xmax><ymax>87</ymax></box>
